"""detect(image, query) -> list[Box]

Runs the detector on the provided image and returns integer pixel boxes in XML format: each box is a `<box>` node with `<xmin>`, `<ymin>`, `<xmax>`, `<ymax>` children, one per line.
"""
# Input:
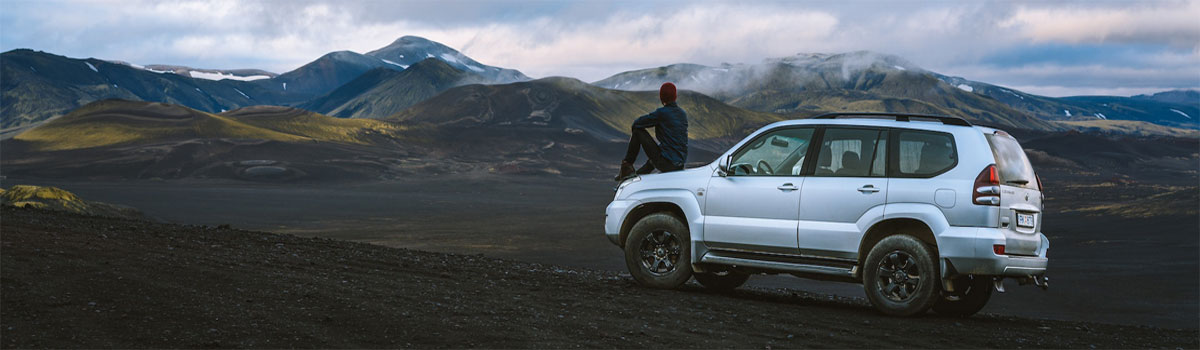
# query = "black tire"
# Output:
<box><xmin>862</xmin><ymin>235</ymin><xmax>940</xmax><ymax>316</ymax></box>
<box><xmin>624</xmin><ymin>213</ymin><xmax>692</xmax><ymax>289</ymax></box>
<box><xmin>694</xmin><ymin>268</ymin><xmax>751</xmax><ymax>292</ymax></box>
<box><xmin>932</xmin><ymin>275</ymin><xmax>993</xmax><ymax>317</ymax></box>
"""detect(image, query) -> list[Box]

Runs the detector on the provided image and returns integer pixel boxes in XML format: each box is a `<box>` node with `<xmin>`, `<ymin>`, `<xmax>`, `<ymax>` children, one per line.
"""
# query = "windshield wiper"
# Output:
<box><xmin>1006</xmin><ymin>179</ymin><xmax>1030</xmax><ymax>185</ymax></box>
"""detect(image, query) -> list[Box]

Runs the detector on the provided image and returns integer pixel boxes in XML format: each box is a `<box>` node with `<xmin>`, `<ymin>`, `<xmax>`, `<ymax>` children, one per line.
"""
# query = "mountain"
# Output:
<box><xmin>390</xmin><ymin>76</ymin><xmax>786</xmax><ymax>154</ymax></box>
<box><xmin>594</xmin><ymin>51</ymin><xmax>1059</xmax><ymax>131</ymax></box>
<box><xmin>257</xmin><ymin>51</ymin><xmax>403</xmax><ymax>102</ymax></box>
<box><xmin>2</xmin><ymin>36</ymin><xmax>532</xmax><ymax>136</ymax></box>
<box><xmin>299</xmin><ymin>58</ymin><xmax>490</xmax><ymax>119</ymax></box>
<box><xmin>936</xmin><ymin>77</ymin><xmax>1199</xmax><ymax>129</ymax></box>
<box><xmin>0</xmin><ymin>49</ymin><xmax>303</xmax><ymax>137</ymax></box>
<box><xmin>366</xmin><ymin>35</ymin><xmax>530</xmax><ymax>83</ymax></box>
<box><xmin>1133</xmin><ymin>89</ymin><xmax>1199</xmax><ymax>105</ymax></box>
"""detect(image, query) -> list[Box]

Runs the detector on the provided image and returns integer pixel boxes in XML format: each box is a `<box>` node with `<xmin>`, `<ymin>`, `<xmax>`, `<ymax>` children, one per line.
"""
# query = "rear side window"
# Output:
<box><xmin>985</xmin><ymin>132</ymin><xmax>1038</xmax><ymax>190</ymax></box>
<box><xmin>894</xmin><ymin>130</ymin><xmax>957</xmax><ymax>177</ymax></box>
<box><xmin>814</xmin><ymin>128</ymin><xmax>887</xmax><ymax>177</ymax></box>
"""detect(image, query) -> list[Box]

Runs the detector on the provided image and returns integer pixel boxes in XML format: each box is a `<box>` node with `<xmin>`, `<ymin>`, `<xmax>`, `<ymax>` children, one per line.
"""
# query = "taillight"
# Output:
<box><xmin>973</xmin><ymin>165</ymin><xmax>1000</xmax><ymax>206</ymax></box>
<box><xmin>993</xmin><ymin>244</ymin><xmax>1006</xmax><ymax>255</ymax></box>
<box><xmin>1036</xmin><ymin>174</ymin><xmax>1043</xmax><ymax>191</ymax></box>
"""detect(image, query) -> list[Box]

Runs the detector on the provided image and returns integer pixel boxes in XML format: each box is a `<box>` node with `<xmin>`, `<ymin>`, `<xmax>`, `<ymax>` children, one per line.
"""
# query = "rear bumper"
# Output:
<box><xmin>604</xmin><ymin>200</ymin><xmax>635</xmax><ymax>246</ymax></box>
<box><xmin>937</xmin><ymin>226</ymin><xmax>1048</xmax><ymax>277</ymax></box>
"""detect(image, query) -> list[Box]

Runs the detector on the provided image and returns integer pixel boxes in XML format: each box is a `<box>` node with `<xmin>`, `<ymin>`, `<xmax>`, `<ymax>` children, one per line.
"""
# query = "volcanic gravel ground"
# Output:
<box><xmin>1</xmin><ymin>207</ymin><xmax>1196</xmax><ymax>348</ymax></box>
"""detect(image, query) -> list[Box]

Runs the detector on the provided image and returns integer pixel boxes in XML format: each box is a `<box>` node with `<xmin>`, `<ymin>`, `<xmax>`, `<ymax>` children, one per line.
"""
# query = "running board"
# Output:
<box><xmin>700</xmin><ymin>253</ymin><xmax>856</xmax><ymax>277</ymax></box>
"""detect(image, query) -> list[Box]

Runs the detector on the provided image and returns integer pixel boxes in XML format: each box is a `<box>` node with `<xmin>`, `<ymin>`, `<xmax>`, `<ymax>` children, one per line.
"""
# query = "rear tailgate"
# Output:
<box><xmin>986</xmin><ymin>131</ymin><xmax>1044</xmax><ymax>256</ymax></box>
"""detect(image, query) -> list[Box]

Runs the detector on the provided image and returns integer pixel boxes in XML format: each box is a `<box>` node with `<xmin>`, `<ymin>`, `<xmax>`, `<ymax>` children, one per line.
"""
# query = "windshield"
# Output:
<box><xmin>985</xmin><ymin>132</ymin><xmax>1038</xmax><ymax>190</ymax></box>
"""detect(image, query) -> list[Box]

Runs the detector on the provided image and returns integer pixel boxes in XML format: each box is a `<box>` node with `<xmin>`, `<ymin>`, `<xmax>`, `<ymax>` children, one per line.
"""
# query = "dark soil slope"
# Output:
<box><xmin>2</xmin><ymin>207</ymin><xmax>1195</xmax><ymax>349</ymax></box>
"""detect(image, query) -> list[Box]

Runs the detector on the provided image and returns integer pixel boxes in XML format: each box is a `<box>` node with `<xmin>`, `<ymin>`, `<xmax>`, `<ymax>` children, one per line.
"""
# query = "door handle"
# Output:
<box><xmin>777</xmin><ymin>183</ymin><xmax>798</xmax><ymax>191</ymax></box>
<box><xmin>858</xmin><ymin>185</ymin><xmax>881</xmax><ymax>193</ymax></box>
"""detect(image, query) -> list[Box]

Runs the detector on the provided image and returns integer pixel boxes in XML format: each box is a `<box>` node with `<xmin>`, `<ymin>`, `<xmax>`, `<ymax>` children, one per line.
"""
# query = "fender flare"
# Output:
<box><xmin>619</xmin><ymin>188</ymin><xmax>705</xmax><ymax>260</ymax></box>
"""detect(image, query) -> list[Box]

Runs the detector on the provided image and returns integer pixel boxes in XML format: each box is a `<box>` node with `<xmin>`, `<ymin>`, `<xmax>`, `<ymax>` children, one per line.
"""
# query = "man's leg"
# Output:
<box><xmin>624</xmin><ymin>128</ymin><xmax>660</xmax><ymax>164</ymax></box>
<box><xmin>617</xmin><ymin>128</ymin><xmax>660</xmax><ymax>180</ymax></box>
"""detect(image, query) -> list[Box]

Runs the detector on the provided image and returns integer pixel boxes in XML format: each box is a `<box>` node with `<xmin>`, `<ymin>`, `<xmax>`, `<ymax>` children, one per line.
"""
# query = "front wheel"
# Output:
<box><xmin>624</xmin><ymin>213</ymin><xmax>692</xmax><ymax>289</ymax></box>
<box><xmin>932</xmin><ymin>275</ymin><xmax>993</xmax><ymax>317</ymax></box>
<box><xmin>862</xmin><ymin>235</ymin><xmax>940</xmax><ymax>316</ymax></box>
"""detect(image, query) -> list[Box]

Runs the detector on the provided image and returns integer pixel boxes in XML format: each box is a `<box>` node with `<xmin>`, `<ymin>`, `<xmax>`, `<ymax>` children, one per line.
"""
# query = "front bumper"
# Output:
<box><xmin>604</xmin><ymin>200</ymin><xmax>635</xmax><ymax>246</ymax></box>
<box><xmin>938</xmin><ymin>226</ymin><xmax>1049</xmax><ymax>277</ymax></box>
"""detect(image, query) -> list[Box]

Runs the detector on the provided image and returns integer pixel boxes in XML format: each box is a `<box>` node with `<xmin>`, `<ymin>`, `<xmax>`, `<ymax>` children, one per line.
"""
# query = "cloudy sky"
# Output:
<box><xmin>2</xmin><ymin>0</ymin><xmax>1197</xmax><ymax>97</ymax></box>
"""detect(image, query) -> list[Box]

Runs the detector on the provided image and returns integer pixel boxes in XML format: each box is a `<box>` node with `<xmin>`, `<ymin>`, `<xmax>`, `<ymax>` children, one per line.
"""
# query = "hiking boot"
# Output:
<box><xmin>613</xmin><ymin>161</ymin><xmax>636</xmax><ymax>181</ymax></box>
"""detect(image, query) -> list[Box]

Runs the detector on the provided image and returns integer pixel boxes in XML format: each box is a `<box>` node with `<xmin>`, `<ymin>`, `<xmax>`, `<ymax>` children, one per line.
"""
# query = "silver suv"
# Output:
<box><xmin>605</xmin><ymin>113</ymin><xmax>1049</xmax><ymax>317</ymax></box>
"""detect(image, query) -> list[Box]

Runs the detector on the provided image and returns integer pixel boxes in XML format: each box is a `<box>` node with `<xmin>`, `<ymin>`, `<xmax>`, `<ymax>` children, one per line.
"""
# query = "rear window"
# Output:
<box><xmin>985</xmin><ymin>132</ymin><xmax>1039</xmax><ymax>190</ymax></box>
<box><xmin>895</xmin><ymin>130</ymin><xmax>956</xmax><ymax>177</ymax></box>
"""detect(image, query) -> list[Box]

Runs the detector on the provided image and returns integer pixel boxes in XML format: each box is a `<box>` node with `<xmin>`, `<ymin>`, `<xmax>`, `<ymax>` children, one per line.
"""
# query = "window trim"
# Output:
<box><xmin>808</xmin><ymin>126</ymin><xmax>889</xmax><ymax>178</ymax></box>
<box><xmin>725</xmin><ymin>126</ymin><xmax>818</xmax><ymax>177</ymax></box>
<box><xmin>886</xmin><ymin>128</ymin><xmax>959</xmax><ymax>178</ymax></box>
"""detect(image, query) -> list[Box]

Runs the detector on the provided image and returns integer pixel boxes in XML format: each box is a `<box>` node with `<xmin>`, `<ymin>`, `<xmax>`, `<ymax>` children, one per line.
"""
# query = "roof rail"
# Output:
<box><xmin>811</xmin><ymin>112</ymin><xmax>972</xmax><ymax>126</ymax></box>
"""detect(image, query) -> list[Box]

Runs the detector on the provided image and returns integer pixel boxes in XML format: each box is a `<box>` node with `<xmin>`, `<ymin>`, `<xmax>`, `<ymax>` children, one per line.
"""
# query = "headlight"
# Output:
<box><xmin>613</xmin><ymin>176</ymin><xmax>640</xmax><ymax>199</ymax></box>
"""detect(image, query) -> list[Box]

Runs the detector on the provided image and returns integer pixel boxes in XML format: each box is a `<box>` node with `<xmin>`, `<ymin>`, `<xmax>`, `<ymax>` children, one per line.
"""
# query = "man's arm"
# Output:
<box><xmin>631</xmin><ymin>109</ymin><xmax>661</xmax><ymax>129</ymax></box>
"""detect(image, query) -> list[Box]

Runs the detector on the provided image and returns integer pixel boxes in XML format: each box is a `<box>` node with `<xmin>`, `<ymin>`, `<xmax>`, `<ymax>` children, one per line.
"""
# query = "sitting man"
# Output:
<box><xmin>615</xmin><ymin>82</ymin><xmax>689</xmax><ymax>181</ymax></box>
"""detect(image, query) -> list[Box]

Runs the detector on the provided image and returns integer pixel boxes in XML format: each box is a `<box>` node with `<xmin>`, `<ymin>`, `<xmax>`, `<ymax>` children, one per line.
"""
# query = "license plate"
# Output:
<box><xmin>1016</xmin><ymin>213</ymin><xmax>1035</xmax><ymax>228</ymax></box>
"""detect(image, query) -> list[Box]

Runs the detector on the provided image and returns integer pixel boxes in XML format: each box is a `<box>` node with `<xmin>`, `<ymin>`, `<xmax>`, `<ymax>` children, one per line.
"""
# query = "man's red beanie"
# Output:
<box><xmin>659</xmin><ymin>82</ymin><xmax>677</xmax><ymax>104</ymax></box>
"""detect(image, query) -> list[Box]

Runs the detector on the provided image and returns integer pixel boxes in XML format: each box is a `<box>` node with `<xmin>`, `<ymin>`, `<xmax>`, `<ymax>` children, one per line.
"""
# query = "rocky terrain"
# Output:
<box><xmin>2</xmin><ymin>206</ymin><xmax>1196</xmax><ymax>349</ymax></box>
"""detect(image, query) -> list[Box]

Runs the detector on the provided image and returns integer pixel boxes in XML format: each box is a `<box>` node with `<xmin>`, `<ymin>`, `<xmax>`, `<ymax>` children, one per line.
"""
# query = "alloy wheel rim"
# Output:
<box><xmin>640</xmin><ymin>230</ymin><xmax>681</xmax><ymax>276</ymax></box>
<box><xmin>876</xmin><ymin>250</ymin><xmax>922</xmax><ymax>302</ymax></box>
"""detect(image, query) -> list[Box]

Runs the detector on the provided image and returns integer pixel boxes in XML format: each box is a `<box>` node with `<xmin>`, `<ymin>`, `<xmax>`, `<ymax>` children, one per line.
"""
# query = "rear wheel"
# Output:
<box><xmin>624</xmin><ymin>213</ymin><xmax>692</xmax><ymax>289</ymax></box>
<box><xmin>694</xmin><ymin>268</ymin><xmax>750</xmax><ymax>292</ymax></box>
<box><xmin>932</xmin><ymin>275</ymin><xmax>993</xmax><ymax>317</ymax></box>
<box><xmin>862</xmin><ymin>235</ymin><xmax>940</xmax><ymax>316</ymax></box>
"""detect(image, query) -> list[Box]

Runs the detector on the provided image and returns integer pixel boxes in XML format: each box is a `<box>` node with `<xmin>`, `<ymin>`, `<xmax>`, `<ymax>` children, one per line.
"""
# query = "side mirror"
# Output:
<box><xmin>717</xmin><ymin>154</ymin><xmax>732</xmax><ymax>177</ymax></box>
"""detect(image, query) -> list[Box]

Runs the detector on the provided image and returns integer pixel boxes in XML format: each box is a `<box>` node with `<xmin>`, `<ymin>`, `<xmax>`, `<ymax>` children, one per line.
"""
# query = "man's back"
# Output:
<box><xmin>645</xmin><ymin>102</ymin><xmax>688</xmax><ymax>167</ymax></box>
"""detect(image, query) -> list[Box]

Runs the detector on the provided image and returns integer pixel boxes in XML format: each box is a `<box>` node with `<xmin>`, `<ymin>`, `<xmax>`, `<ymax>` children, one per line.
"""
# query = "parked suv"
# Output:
<box><xmin>605</xmin><ymin>112</ymin><xmax>1049</xmax><ymax>316</ymax></box>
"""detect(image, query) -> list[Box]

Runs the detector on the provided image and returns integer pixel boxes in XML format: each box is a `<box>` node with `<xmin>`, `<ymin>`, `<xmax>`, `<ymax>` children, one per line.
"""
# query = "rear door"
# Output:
<box><xmin>704</xmin><ymin>127</ymin><xmax>815</xmax><ymax>254</ymax></box>
<box><xmin>796</xmin><ymin>127</ymin><xmax>888</xmax><ymax>259</ymax></box>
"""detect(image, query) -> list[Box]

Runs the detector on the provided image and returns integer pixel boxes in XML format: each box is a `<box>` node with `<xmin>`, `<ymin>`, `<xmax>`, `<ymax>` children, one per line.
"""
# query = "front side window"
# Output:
<box><xmin>814</xmin><ymin>128</ymin><xmax>887</xmax><ymax>177</ymax></box>
<box><xmin>895</xmin><ymin>130</ymin><xmax>957</xmax><ymax>177</ymax></box>
<box><xmin>729</xmin><ymin>128</ymin><xmax>814</xmax><ymax>176</ymax></box>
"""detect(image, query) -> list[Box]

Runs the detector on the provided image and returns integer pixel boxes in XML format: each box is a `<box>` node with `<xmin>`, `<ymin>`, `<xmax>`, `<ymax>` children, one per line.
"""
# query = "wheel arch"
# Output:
<box><xmin>619</xmin><ymin>202</ymin><xmax>685</xmax><ymax>248</ymax></box>
<box><xmin>858</xmin><ymin>218</ymin><xmax>939</xmax><ymax>267</ymax></box>
<box><xmin>617</xmin><ymin>190</ymin><xmax>703</xmax><ymax>248</ymax></box>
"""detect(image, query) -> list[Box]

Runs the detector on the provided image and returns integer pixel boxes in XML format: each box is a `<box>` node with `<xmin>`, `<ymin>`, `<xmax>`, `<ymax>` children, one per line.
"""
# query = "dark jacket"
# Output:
<box><xmin>632</xmin><ymin>102</ymin><xmax>688</xmax><ymax>166</ymax></box>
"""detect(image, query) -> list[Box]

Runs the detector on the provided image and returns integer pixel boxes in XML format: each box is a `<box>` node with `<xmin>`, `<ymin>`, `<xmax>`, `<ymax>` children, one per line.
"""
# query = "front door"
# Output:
<box><xmin>797</xmin><ymin>127</ymin><xmax>889</xmax><ymax>259</ymax></box>
<box><xmin>704</xmin><ymin>127</ymin><xmax>815</xmax><ymax>254</ymax></box>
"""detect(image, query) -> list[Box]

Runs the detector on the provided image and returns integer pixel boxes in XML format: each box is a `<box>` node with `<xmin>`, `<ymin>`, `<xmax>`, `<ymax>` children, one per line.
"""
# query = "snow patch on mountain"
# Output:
<box><xmin>85</xmin><ymin>62</ymin><xmax>98</xmax><ymax>72</ymax></box>
<box><xmin>381</xmin><ymin>59</ymin><xmax>408</xmax><ymax>69</ymax></box>
<box><xmin>893</xmin><ymin>65</ymin><xmax>906</xmax><ymax>71</ymax></box>
<box><xmin>1170</xmin><ymin>109</ymin><xmax>1192</xmax><ymax>119</ymax></box>
<box><xmin>1094</xmin><ymin>113</ymin><xmax>1107</xmax><ymax>120</ymax></box>
<box><xmin>956</xmin><ymin>84</ymin><xmax>973</xmax><ymax>92</ymax></box>
<box><xmin>234</xmin><ymin>88</ymin><xmax>250</xmax><ymax>99</ymax></box>
<box><xmin>1063</xmin><ymin>110</ymin><xmax>1072</xmax><ymax>117</ymax></box>
<box><xmin>189</xmin><ymin>71</ymin><xmax>270</xmax><ymax>81</ymax></box>
<box><xmin>1003</xmin><ymin>89</ymin><xmax>1025</xmax><ymax>100</ymax></box>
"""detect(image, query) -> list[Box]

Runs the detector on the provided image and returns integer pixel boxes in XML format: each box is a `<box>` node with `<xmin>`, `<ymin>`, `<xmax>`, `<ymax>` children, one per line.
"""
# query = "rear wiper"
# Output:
<box><xmin>1006</xmin><ymin>179</ymin><xmax>1030</xmax><ymax>185</ymax></box>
